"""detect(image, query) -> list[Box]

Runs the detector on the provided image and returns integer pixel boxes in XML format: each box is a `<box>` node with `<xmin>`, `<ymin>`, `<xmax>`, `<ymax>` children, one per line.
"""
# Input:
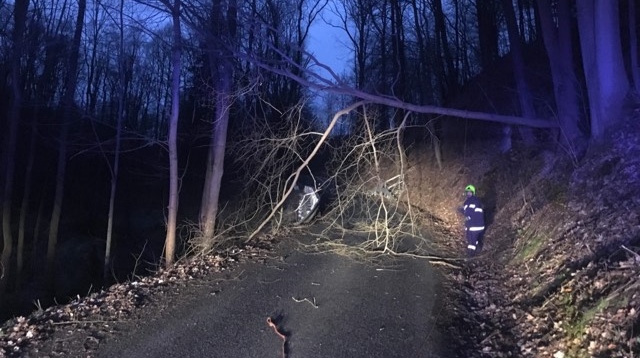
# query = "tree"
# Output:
<box><xmin>46</xmin><ymin>0</ymin><xmax>87</xmax><ymax>290</ymax></box>
<box><xmin>161</xmin><ymin>0</ymin><xmax>182</xmax><ymax>267</ymax></box>
<box><xmin>198</xmin><ymin>0</ymin><xmax>237</xmax><ymax>249</ymax></box>
<box><xmin>476</xmin><ymin>0</ymin><xmax>499</xmax><ymax>70</ymax></box>
<box><xmin>1</xmin><ymin>0</ymin><xmax>30</xmax><ymax>301</ymax></box>
<box><xmin>501</xmin><ymin>0</ymin><xmax>535</xmax><ymax>147</ymax></box>
<box><xmin>576</xmin><ymin>0</ymin><xmax>629</xmax><ymax>140</ymax></box>
<box><xmin>536</xmin><ymin>0</ymin><xmax>584</xmax><ymax>152</ymax></box>
<box><xmin>104</xmin><ymin>0</ymin><xmax>126</xmax><ymax>281</ymax></box>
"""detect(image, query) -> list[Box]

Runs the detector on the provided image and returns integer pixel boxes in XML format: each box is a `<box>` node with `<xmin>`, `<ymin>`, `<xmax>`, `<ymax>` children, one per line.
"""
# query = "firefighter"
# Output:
<box><xmin>461</xmin><ymin>184</ymin><xmax>485</xmax><ymax>257</ymax></box>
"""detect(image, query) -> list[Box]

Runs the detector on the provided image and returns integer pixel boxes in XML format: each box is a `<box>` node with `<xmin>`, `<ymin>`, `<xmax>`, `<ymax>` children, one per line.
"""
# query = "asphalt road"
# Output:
<box><xmin>95</xmin><ymin>241</ymin><xmax>453</xmax><ymax>358</ymax></box>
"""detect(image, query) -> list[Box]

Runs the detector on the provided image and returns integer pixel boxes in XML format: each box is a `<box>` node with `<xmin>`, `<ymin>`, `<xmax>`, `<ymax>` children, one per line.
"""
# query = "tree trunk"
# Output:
<box><xmin>501</xmin><ymin>0</ymin><xmax>535</xmax><ymax>146</ymax></box>
<box><xmin>1</xmin><ymin>0</ymin><xmax>30</xmax><ymax>301</ymax></box>
<box><xmin>536</xmin><ymin>0</ymin><xmax>583</xmax><ymax>151</ymax></box>
<box><xmin>477</xmin><ymin>0</ymin><xmax>499</xmax><ymax>70</ymax></box>
<box><xmin>200</xmin><ymin>70</ymin><xmax>231</xmax><ymax>246</ymax></box>
<box><xmin>17</xmin><ymin>115</ymin><xmax>38</xmax><ymax>288</ymax></box>
<box><xmin>433</xmin><ymin>0</ymin><xmax>457</xmax><ymax>98</ymax></box>
<box><xmin>577</xmin><ymin>0</ymin><xmax>629</xmax><ymax>140</ymax></box>
<box><xmin>104</xmin><ymin>0</ymin><xmax>125</xmax><ymax>281</ymax></box>
<box><xmin>200</xmin><ymin>0</ymin><xmax>237</xmax><ymax>249</ymax></box>
<box><xmin>629</xmin><ymin>0</ymin><xmax>640</xmax><ymax>94</ymax></box>
<box><xmin>47</xmin><ymin>0</ymin><xmax>87</xmax><ymax>291</ymax></box>
<box><xmin>164</xmin><ymin>0</ymin><xmax>182</xmax><ymax>267</ymax></box>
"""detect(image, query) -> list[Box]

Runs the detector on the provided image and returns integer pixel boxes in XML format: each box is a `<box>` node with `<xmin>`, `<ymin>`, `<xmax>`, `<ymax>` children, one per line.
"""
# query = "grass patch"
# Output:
<box><xmin>568</xmin><ymin>298</ymin><xmax>609</xmax><ymax>336</ymax></box>
<box><xmin>513</xmin><ymin>232</ymin><xmax>547</xmax><ymax>263</ymax></box>
<box><xmin>563</xmin><ymin>297</ymin><xmax>611</xmax><ymax>357</ymax></box>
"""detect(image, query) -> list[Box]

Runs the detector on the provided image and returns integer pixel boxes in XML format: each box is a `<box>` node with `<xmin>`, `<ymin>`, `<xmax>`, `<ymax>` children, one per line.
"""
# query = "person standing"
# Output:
<box><xmin>461</xmin><ymin>184</ymin><xmax>485</xmax><ymax>257</ymax></box>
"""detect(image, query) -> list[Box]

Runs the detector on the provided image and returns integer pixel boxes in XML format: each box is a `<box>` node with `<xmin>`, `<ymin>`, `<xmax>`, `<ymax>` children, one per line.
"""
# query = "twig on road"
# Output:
<box><xmin>266</xmin><ymin>317</ymin><xmax>287</xmax><ymax>358</ymax></box>
<box><xmin>292</xmin><ymin>296</ymin><xmax>318</xmax><ymax>308</ymax></box>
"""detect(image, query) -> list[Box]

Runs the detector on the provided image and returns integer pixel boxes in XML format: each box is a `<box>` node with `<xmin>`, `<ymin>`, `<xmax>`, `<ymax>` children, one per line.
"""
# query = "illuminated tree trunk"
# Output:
<box><xmin>164</xmin><ymin>0</ymin><xmax>182</xmax><ymax>267</ymax></box>
<box><xmin>104</xmin><ymin>0</ymin><xmax>126</xmax><ymax>280</ymax></box>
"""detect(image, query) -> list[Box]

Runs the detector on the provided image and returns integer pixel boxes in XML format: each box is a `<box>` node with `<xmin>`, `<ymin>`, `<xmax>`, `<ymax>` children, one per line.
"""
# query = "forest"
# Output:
<box><xmin>0</xmin><ymin>0</ymin><xmax>637</xmax><ymax>324</ymax></box>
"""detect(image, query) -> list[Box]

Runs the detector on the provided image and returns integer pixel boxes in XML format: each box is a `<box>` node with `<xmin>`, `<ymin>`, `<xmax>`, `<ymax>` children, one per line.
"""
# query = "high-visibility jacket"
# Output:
<box><xmin>463</xmin><ymin>195</ymin><xmax>485</xmax><ymax>231</ymax></box>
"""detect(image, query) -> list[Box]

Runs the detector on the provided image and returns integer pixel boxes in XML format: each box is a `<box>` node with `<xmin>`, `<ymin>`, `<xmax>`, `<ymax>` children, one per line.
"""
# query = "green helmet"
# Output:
<box><xmin>465</xmin><ymin>184</ymin><xmax>476</xmax><ymax>195</ymax></box>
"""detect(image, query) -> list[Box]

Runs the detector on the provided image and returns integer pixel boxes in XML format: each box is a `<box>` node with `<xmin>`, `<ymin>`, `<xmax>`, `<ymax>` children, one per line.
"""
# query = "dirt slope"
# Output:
<box><xmin>410</xmin><ymin>112</ymin><xmax>640</xmax><ymax>357</ymax></box>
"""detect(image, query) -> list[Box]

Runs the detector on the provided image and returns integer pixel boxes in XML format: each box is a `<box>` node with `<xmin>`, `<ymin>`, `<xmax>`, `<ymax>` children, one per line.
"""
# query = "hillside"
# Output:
<box><xmin>402</xmin><ymin>105</ymin><xmax>640</xmax><ymax>357</ymax></box>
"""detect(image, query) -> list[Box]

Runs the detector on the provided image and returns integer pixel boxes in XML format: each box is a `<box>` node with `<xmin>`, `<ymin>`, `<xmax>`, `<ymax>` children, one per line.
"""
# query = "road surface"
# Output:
<box><xmin>95</xmin><ymin>239</ymin><xmax>454</xmax><ymax>358</ymax></box>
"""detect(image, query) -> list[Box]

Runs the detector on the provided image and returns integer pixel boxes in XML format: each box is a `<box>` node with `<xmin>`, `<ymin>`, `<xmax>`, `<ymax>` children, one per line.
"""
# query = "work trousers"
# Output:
<box><xmin>465</xmin><ymin>229</ymin><xmax>484</xmax><ymax>257</ymax></box>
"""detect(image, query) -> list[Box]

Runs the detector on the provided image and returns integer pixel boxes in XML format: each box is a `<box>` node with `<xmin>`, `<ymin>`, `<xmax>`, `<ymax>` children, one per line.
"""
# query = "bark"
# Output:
<box><xmin>164</xmin><ymin>0</ymin><xmax>182</xmax><ymax>267</ymax></box>
<box><xmin>47</xmin><ymin>0</ymin><xmax>87</xmax><ymax>290</ymax></box>
<box><xmin>1</xmin><ymin>0</ymin><xmax>30</xmax><ymax>301</ymax></box>
<box><xmin>536</xmin><ymin>0</ymin><xmax>583</xmax><ymax>149</ymax></box>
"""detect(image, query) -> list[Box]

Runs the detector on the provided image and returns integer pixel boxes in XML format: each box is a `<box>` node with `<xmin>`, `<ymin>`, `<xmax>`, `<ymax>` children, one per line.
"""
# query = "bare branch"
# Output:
<box><xmin>248</xmin><ymin>100</ymin><xmax>367</xmax><ymax>239</ymax></box>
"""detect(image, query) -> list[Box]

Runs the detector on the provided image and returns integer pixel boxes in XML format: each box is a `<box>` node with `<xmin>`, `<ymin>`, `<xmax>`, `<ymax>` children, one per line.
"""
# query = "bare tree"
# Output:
<box><xmin>162</xmin><ymin>0</ymin><xmax>181</xmax><ymax>267</ymax></box>
<box><xmin>104</xmin><ymin>0</ymin><xmax>126</xmax><ymax>281</ymax></box>
<box><xmin>46</xmin><ymin>0</ymin><xmax>87</xmax><ymax>290</ymax></box>
<box><xmin>198</xmin><ymin>0</ymin><xmax>237</xmax><ymax>249</ymax></box>
<box><xmin>501</xmin><ymin>0</ymin><xmax>535</xmax><ymax>146</ymax></box>
<box><xmin>476</xmin><ymin>0</ymin><xmax>499</xmax><ymax>70</ymax></box>
<box><xmin>1</xmin><ymin>0</ymin><xmax>30</xmax><ymax>301</ymax></box>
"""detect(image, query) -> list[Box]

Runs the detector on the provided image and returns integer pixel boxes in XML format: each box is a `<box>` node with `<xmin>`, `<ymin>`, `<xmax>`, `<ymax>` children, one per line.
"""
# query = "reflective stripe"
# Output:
<box><xmin>469</xmin><ymin>226</ymin><xmax>485</xmax><ymax>231</ymax></box>
<box><xmin>467</xmin><ymin>245</ymin><xmax>476</xmax><ymax>250</ymax></box>
<box><xmin>474</xmin><ymin>208</ymin><xmax>483</xmax><ymax>212</ymax></box>
<box><xmin>468</xmin><ymin>204</ymin><xmax>476</xmax><ymax>208</ymax></box>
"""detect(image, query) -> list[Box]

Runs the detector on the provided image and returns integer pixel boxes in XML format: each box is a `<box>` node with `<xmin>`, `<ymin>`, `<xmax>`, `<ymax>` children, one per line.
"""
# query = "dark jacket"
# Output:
<box><xmin>463</xmin><ymin>195</ymin><xmax>485</xmax><ymax>231</ymax></box>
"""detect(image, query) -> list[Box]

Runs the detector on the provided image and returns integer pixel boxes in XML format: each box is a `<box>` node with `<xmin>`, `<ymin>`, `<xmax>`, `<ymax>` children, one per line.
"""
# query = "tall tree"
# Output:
<box><xmin>104</xmin><ymin>0</ymin><xmax>126</xmax><ymax>280</ymax></box>
<box><xmin>536</xmin><ymin>0</ymin><xmax>583</xmax><ymax>152</ymax></box>
<box><xmin>199</xmin><ymin>0</ymin><xmax>237</xmax><ymax>248</ymax></box>
<box><xmin>46</xmin><ymin>0</ymin><xmax>87</xmax><ymax>289</ymax></box>
<box><xmin>576</xmin><ymin>0</ymin><xmax>629</xmax><ymax>140</ymax></box>
<box><xmin>476</xmin><ymin>0</ymin><xmax>499</xmax><ymax>70</ymax></box>
<box><xmin>433</xmin><ymin>0</ymin><xmax>456</xmax><ymax>99</ymax></box>
<box><xmin>501</xmin><ymin>0</ymin><xmax>535</xmax><ymax>146</ymax></box>
<box><xmin>1</xmin><ymin>0</ymin><xmax>30</xmax><ymax>301</ymax></box>
<box><xmin>162</xmin><ymin>0</ymin><xmax>182</xmax><ymax>266</ymax></box>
